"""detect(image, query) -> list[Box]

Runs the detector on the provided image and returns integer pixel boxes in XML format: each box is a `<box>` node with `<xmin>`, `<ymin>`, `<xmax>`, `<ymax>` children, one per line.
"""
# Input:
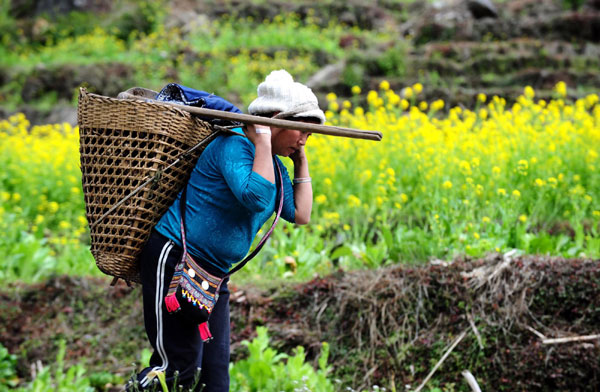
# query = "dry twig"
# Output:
<box><xmin>461</xmin><ymin>370</ymin><xmax>482</xmax><ymax>392</ymax></box>
<box><xmin>413</xmin><ymin>328</ymin><xmax>469</xmax><ymax>392</ymax></box>
<box><xmin>467</xmin><ymin>312</ymin><xmax>484</xmax><ymax>350</ymax></box>
<box><xmin>524</xmin><ymin>324</ymin><xmax>547</xmax><ymax>340</ymax></box>
<box><xmin>542</xmin><ymin>334</ymin><xmax>600</xmax><ymax>345</ymax></box>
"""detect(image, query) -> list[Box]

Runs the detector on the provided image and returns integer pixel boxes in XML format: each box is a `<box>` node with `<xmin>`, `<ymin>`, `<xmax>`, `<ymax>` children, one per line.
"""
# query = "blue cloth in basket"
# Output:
<box><xmin>156</xmin><ymin>83</ymin><xmax>242</xmax><ymax>114</ymax></box>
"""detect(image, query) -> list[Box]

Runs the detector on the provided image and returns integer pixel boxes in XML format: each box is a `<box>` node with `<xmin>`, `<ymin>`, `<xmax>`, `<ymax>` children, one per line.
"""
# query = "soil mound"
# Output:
<box><xmin>1</xmin><ymin>255</ymin><xmax>599</xmax><ymax>390</ymax></box>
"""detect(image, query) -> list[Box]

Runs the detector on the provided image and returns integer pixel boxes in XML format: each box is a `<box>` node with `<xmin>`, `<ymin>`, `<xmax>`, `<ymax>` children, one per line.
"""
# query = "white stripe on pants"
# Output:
<box><xmin>140</xmin><ymin>241</ymin><xmax>173</xmax><ymax>387</ymax></box>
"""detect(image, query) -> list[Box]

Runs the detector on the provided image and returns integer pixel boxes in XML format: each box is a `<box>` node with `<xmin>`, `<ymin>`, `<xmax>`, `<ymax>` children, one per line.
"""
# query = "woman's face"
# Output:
<box><xmin>271</xmin><ymin>128</ymin><xmax>312</xmax><ymax>156</ymax></box>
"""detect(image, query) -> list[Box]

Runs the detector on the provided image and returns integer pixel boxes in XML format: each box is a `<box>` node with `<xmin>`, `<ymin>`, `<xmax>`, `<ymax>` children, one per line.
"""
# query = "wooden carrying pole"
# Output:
<box><xmin>119</xmin><ymin>92</ymin><xmax>383</xmax><ymax>141</ymax></box>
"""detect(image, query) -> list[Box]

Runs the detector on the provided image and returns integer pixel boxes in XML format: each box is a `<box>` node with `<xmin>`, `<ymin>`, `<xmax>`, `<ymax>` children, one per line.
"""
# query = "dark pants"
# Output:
<box><xmin>129</xmin><ymin>230</ymin><xmax>230</xmax><ymax>392</ymax></box>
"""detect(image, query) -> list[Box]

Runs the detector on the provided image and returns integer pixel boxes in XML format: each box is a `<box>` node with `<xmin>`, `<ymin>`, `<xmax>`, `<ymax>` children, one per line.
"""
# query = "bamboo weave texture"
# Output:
<box><xmin>78</xmin><ymin>88</ymin><xmax>216</xmax><ymax>282</ymax></box>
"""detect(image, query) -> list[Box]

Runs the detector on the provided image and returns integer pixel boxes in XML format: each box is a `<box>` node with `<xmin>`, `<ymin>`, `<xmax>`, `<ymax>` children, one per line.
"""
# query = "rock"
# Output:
<box><xmin>1</xmin><ymin>104</ymin><xmax>77</xmax><ymax>126</ymax></box>
<box><xmin>10</xmin><ymin>0</ymin><xmax>112</xmax><ymax>19</ymax></box>
<box><xmin>588</xmin><ymin>0</ymin><xmax>600</xmax><ymax>10</ymax></box>
<box><xmin>165</xmin><ymin>7</ymin><xmax>210</xmax><ymax>35</ymax></box>
<box><xmin>45</xmin><ymin>105</ymin><xmax>78</xmax><ymax>125</ymax></box>
<box><xmin>20</xmin><ymin>63</ymin><xmax>136</xmax><ymax>103</ymax></box>
<box><xmin>467</xmin><ymin>0</ymin><xmax>499</xmax><ymax>19</ymax></box>
<box><xmin>413</xmin><ymin>0</ymin><xmax>473</xmax><ymax>43</ymax></box>
<box><xmin>306</xmin><ymin>62</ymin><xmax>346</xmax><ymax>91</ymax></box>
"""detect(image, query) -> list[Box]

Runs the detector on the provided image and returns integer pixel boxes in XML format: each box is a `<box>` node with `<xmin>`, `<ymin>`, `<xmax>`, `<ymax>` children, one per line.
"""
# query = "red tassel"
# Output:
<box><xmin>199</xmin><ymin>322</ymin><xmax>213</xmax><ymax>342</ymax></box>
<box><xmin>164</xmin><ymin>294</ymin><xmax>180</xmax><ymax>313</ymax></box>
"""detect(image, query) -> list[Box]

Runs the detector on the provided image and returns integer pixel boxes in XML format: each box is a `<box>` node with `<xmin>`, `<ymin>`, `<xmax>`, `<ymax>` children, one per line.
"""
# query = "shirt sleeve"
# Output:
<box><xmin>276</xmin><ymin>157</ymin><xmax>296</xmax><ymax>224</ymax></box>
<box><xmin>218</xmin><ymin>136</ymin><xmax>276</xmax><ymax>212</ymax></box>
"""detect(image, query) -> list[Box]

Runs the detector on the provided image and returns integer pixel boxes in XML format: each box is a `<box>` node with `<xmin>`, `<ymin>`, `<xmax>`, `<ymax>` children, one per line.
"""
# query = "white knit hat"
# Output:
<box><xmin>248</xmin><ymin>70</ymin><xmax>326</xmax><ymax>124</ymax></box>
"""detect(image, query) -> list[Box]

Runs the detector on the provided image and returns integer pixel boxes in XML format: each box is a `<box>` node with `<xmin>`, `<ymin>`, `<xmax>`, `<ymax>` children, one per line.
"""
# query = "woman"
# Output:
<box><xmin>128</xmin><ymin>70</ymin><xmax>325</xmax><ymax>391</ymax></box>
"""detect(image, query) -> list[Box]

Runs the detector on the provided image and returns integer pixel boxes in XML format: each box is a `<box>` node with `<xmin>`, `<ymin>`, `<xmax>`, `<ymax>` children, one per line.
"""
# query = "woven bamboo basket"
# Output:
<box><xmin>78</xmin><ymin>87</ymin><xmax>217</xmax><ymax>283</ymax></box>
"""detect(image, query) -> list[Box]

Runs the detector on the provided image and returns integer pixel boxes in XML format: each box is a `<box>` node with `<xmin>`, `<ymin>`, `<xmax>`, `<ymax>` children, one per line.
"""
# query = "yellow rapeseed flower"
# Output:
<box><xmin>347</xmin><ymin>194</ymin><xmax>361</xmax><ymax>207</ymax></box>
<box><xmin>555</xmin><ymin>81</ymin><xmax>567</xmax><ymax>97</ymax></box>
<box><xmin>403</xmin><ymin>87</ymin><xmax>413</xmax><ymax>99</ymax></box>
<box><xmin>512</xmin><ymin>190</ymin><xmax>521</xmax><ymax>199</ymax></box>
<box><xmin>524</xmin><ymin>86</ymin><xmax>535</xmax><ymax>99</ymax></box>
<box><xmin>361</xmin><ymin>170</ymin><xmax>373</xmax><ymax>182</ymax></box>
<box><xmin>326</xmin><ymin>92</ymin><xmax>337</xmax><ymax>101</ymax></box>
<box><xmin>323</xmin><ymin>211</ymin><xmax>340</xmax><ymax>222</ymax></box>
<box><xmin>379</xmin><ymin>80</ymin><xmax>390</xmax><ymax>90</ymax></box>
<box><xmin>388</xmin><ymin>92</ymin><xmax>400</xmax><ymax>105</ymax></box>
<box><xmin>497</xmin><ymin>188</ymin><xmax>507</xmax><ymax>196</ymax></box>
<box><xmin>459</xmin><ymin>161</ymin><xmax>472</xmax><ymax>175</ymax></box>
<box><xmin>442</xmin><ymin>180</ymin><xmax>453</xmax><ymax>189</ymax></box>
<box><xmin>569</xmin><ymin>184</ymin><xmax>585</xmax><ymax>196</ymax></box>
<box><xmin>482</xmin><ymin>216</ymin><xmax>491</xmax><ymax>224</ymax></box>
<box><xmin>367</xmin><ymin>90</ymin><xmax>378</xmax><ymax>104</ymax></box>
<box><xmin>48</xmin><ymin>201</ymin><xmax>59</xmax><ymax>213</ymax></box>
<box><xmin>517</xmin><ymin>159</ymin><xmax>528</xmax><ymax>174</ymax></box>
<box><xmin>351</xmin><ymin>85</ymin><xmax>361</xmax><ymax>95</ymax></box>
<box><xmin>477</xmin><ymin>93</ymin><xmax>487</xmax><ymax>103</ymax></box>
<box><xmin>315</xmin><ymin>194</ymin><xmax>327</xmax><ymax>204</ymax></box>
<box><xmin>412</xmin><ymin>83</ymin><xmax>423</xmax><ymax>94</ymax></box>
<box><xmin>431</xmin><ymin>99</ymin><xmax>444</xmax><ymax>111</ymax></box>
<box><xmin>59</xmin><ymin>221</ymin><xmax>71</xmax><ymax>230</ymax></box>
<box><xmin>519</xmin><ymin>214</ymin><xmax>527</xmax><ymax>223</ymax></box>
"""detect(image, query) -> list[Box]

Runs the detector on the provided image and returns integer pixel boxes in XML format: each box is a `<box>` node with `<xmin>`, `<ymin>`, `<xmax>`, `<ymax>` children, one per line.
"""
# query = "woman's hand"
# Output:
<box><xmin>244</xmin><ymin>123</ymin><xmax>272</xmax><ymax>148</ymax></box>
<box><xmin>289</xmin><ymin>145</ymin><xmax>307</xmax><ymax>166</ymax></box>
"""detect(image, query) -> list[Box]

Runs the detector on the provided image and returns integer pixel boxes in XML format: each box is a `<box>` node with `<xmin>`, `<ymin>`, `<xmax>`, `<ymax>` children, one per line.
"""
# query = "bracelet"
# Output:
<box><xmin>293</xmin><ymin>177</ymin><xmax>311</xmax><ymax>184</ymax></box>
<box><xmin>255</xmin><ymin>126</ymin><xmax>271</xmax><ymax>135</ymax></box>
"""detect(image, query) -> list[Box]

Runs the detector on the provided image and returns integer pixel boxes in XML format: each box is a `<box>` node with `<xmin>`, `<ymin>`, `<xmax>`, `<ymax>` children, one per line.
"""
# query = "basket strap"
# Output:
<box><xmin>179</xmin><ymin>158</ymin><xmax>285</xmax><ymax>276</ymax></box>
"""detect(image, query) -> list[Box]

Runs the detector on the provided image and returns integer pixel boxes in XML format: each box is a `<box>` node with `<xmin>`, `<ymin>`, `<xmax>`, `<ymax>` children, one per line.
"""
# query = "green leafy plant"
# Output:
<box><xmin>16</xmin><ymin>340</ymin><xmax>94</xmax><ymax>392</ymax></box>
<box><xmin>0</xmin><ymin>343</ymin><xmax>19</xmax><ymax>389</ymax></box>
<box><xmin>230</xmin><ymin>326</ymin><xmax>334</xmax><ymax>392</ymax></box>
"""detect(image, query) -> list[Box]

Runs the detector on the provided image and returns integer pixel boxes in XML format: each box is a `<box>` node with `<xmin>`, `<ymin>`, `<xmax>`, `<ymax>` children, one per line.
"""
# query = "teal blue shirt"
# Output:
<box><xmin>154</xmin><ymin>132</ymin><xmax>296</xmax><ymax>273</ymax></box>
